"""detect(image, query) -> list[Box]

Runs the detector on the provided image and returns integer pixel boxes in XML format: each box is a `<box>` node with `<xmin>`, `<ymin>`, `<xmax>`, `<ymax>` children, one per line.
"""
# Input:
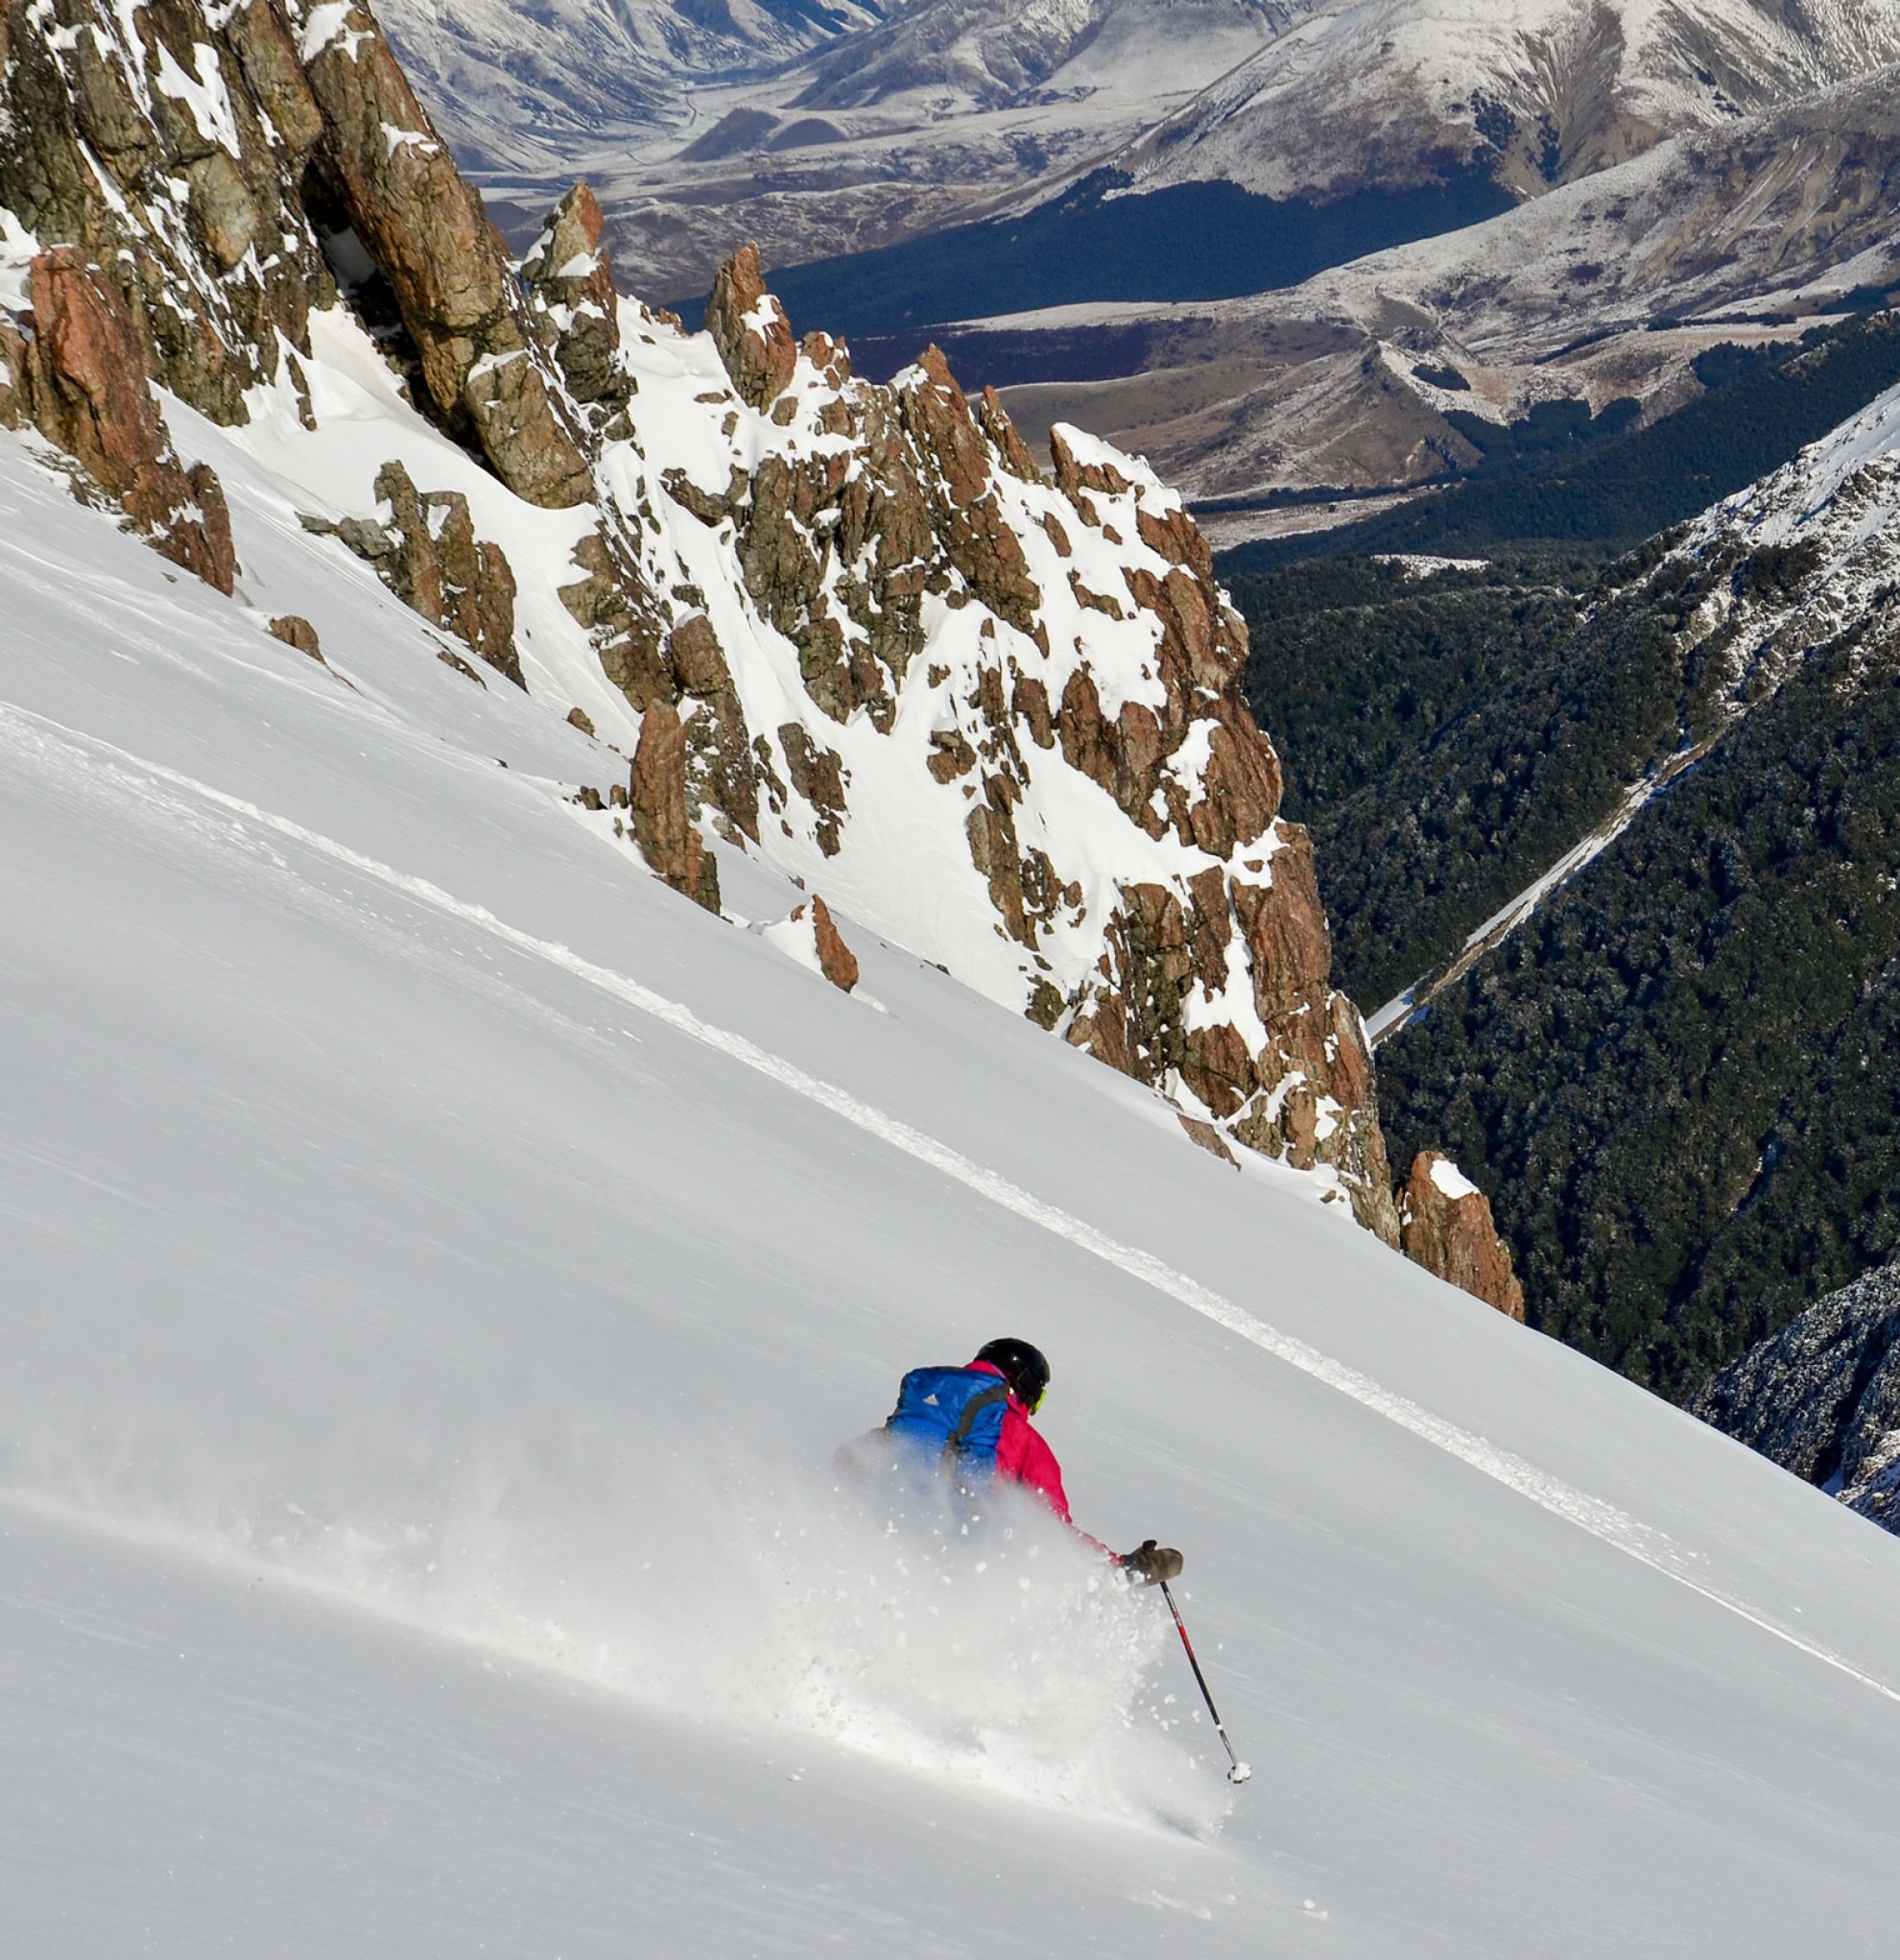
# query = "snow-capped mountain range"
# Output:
<box><xmin>378</xmin><ymin>0</ymin><xmax>1900</xmax><ymax>517</ymax></box>
<box><xmin>1119</xmin><ymin>0</ymin><xmax>1900</xmax><ymax>200</ymax></box>
<box><xmin>376</xmin><ymin>0</ymin><xmax>883</xmax><ymax>165</ymax></box>
<box><xmin>383</xmin><ymin>0</ymin><xmax>1306</xmax><ymax>291</ymax></box>
<box><xmin>968</xmin><ymin>57</ymin><xmax>1900</xmax><ymax>505</ymax></box>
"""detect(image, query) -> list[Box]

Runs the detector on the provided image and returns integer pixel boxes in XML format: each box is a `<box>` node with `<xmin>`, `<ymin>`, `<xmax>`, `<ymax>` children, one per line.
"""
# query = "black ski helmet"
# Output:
<box><xmin>974</xmin><ymin>1337</ymin><xmax>1050</xmax><ymax>1410</ymax></box>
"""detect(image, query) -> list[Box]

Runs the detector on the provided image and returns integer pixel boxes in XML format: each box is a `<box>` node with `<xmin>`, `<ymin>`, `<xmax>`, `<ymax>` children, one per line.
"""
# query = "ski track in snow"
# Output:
<box><xmin>8</xmin><ymin>692</ymin><xmax>1898</xmax><ymax>1712</ymax></box>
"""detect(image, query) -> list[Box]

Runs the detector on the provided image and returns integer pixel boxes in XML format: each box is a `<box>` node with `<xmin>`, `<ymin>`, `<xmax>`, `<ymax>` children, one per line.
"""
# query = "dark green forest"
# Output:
<box><xmin>1236</xmin><ymin>549</ymin><xmax>1722</xmax><ymax>1010</ymax></box>
<box><xmin>1376</xmin><ymin>611</ymin><xmax>1900</xmax><ymax>1396</ymax></box>
<box><xmin>1226</xmin><ymin>354</ymin><xmax>1900</xmax><ymax>1396</ymax></box>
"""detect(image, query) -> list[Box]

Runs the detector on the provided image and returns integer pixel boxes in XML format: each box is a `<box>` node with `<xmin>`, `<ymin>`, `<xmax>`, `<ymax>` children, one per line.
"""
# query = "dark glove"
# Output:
<box><xmin>1120</xmin><ymin>1539</ymin><xmax>1183</xmax><ymax>1586</ymax></box>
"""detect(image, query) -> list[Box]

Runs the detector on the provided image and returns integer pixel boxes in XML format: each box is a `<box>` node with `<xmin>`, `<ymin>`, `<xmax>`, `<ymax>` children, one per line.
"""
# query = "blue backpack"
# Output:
<box><xmin>885</xmin><ymin>1365</ymin><xmax>1011</xmax><ymax>1479</ymax></box>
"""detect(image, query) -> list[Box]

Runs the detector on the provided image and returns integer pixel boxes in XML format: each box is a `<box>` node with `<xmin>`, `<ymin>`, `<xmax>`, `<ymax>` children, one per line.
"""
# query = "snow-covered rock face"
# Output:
<box><xmin>1122</xmin><ymin>0</ymin><xmax>1900</xmax><ymax>202</ymax></box>
<box><xmin>1664</xmin><ymin>377</ymin><xmax>1900</xmax><ymax>711</ymax></box>
<box><xmin>0</xmin><ymin>0</ymin><xmax>1401</xmax><ymax>1235</ymax></box>
<box><xmin>1695</xmin><ymin>1259</ymin><xmax>1900</xmax><ymax>1536</ymax></box>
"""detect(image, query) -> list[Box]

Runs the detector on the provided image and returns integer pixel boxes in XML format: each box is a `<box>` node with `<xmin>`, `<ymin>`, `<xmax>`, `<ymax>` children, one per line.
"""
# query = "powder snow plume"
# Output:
<box><xmin>4</xmin><ymin>1380</ymin><xmax>1223</xmax><ymax>1830</ymax></box>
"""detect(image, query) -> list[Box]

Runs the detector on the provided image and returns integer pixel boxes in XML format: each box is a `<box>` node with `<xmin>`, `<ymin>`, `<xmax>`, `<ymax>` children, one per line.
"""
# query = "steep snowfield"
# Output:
<box><xmin>8</xmin><ymin>424</ymin><xmax>1900</xmax><ymax>1952</ymax></box>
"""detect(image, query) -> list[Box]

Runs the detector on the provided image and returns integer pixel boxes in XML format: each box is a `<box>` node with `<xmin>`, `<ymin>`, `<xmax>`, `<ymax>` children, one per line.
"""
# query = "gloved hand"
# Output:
<box><xmin>1120</xmin><ymin>1539</ymin><xmax>1183</xmax><ymax>1586</ymax></box>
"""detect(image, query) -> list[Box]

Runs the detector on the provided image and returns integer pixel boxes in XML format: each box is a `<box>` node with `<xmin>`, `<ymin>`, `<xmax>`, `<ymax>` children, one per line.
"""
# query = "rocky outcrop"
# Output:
<box><xmin>0</xmin><ymin>0</ymin><xmax>332</xmax><ymax>424</ymax></box>
<box><xmin>25</xmin><ymin>248</ymin><xmax>235</xmax><ymax>591</ymax></box>
<box><xmin>703</xmin><ymin>244</ymin><xmax>796</xmax><ymax>412</ymax></box>
<box><xmin>689</xmin><ymin>250</ymin><xmax>1402</xmax><ymax>1228</ymax></box>
<box><xmin>630</xmin><ymin>700</ymin><xmax>721</xmax><ymax>915</ymax></box>
<box><xmin>1</xmin><ymin>0</ymin><xmax>1416</xmax><ymax>1243</ymax></box>
<box><xmin>308</xmin><ymin>461</ymin><xmax>521</xmax><ymax>683</ymax></box>
<box><xmin>0</xmin><ymin>0</ymin><xmax>589</xmax><ymax>507</ymax></box>
<box><xmin>522</xmin><ymin>183</ymin><xmax>632</xmax><ymax>434</ymax></box>
<box><xmin>1398</xmin><ymin>1152</ymin><xmax>1526</xmax><ymax>1321</ymax></box>
<box><xmin>293</xmin><ymin>1</ymin><xmax>591</xmax><ymax>508</ymax></box>
<box><xmin>1695</xmin><ymin>1261</ymin><xmax>1900</xmax><ymax>1537</ymax></box>
<box><xmin>768</xmin><ymin>894</ymin><xmax>861</xmax><ymax>994</ymax></box>
<box><xmin>807</xmin><ymin>894</ymin><xmax>859</xmax><ymax>993</ymax></box>
<box><xmin>267</xmin><ymin>614</ymin><xmax>323</xmax><ymax>659</ymax></box>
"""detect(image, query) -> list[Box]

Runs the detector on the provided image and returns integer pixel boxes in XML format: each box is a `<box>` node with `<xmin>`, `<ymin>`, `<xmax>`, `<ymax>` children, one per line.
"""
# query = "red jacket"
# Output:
<box><xmin>967</xmin><ymin>1358</ymin><xmax>1073</xmax><ymax>1520</ymax></box>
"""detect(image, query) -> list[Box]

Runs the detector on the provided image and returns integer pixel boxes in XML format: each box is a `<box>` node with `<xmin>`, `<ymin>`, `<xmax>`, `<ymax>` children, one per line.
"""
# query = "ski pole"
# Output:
<box><xmin>1159</xmin><ymin>1579</ymin><xmax>1251</xmax><ymax>1784</ymax></box>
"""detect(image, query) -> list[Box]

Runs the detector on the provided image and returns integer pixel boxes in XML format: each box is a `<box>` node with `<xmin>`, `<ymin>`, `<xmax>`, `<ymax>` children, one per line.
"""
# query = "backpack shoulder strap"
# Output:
<box><xmin>943</xmin><ymin>1380</ymin><xmax>1009</xmax><ymax>1462</ymax></box>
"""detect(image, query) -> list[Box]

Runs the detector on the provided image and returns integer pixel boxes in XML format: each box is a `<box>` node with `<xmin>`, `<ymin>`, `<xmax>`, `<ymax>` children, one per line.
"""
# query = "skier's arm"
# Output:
<box><xmin>995</xmin><ymin>1408</ymin><xmax>1121</xmax><ymax>1557</ymax></box>
<box><xmin>997</xmin><ymin>1406</ymin><xmax>1182</xmax><ymax>1580</ymax></box>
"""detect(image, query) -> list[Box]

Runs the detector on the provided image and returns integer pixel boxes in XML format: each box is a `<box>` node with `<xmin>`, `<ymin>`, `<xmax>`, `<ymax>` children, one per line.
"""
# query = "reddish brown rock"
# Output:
<box><xmin>521</xmin><ymin>182</ymin><xmax>629</xmax><ymax>419</ymax></box>
<box><xmin>1399</xmin><ymin>1152</ymin><xmax>1527</xmax><ymax>1320</ymax></box>
<box><xmin>225</xmin><ymin>0</ymin><xmax>327</xmax><ymax>159</ymax></box>
<box><xmin>1178</xmin><ymin>1115</ymin><xmax>1240</xmax><ymax>1169</ymax></box>
<box><xmin>267</xmin><ymin>614</ymin><xmax>324</xmax><ymax>659</ymax></box>
<box><xmin>667</xmin><ymin>611</ymin><xmax>761</xmax><ymax>842</ymax></box>
<box><xmin>897</xmin><ymin>347</ymin><xmax>1040</xmax><ymax>633</ymax></box>
<box><xmin>630</xmin><ymin>699</ymin><xmax>721</xmax><ymax>914</ymax></box>
<box><xmin>799</xmin><ymin>329</ymin><xmax>850</xmax><ymax>389</ymax></box>
<box><xmin>298</xmin><ymin>4</ymin><xmax>591</xmax><ymax>507</ymax></box>
<box><xmin>1</xmin><ymin>0</ymin><xmax>333</xmax><ymax>423</ymax></box>
<box><xmin>320</xmin><ymin>459</ymin><xmax>521</xmax><ymax>682</ymax></box>
<box><xmin>1191</xmin><ymin>706</ymin><xmax>1282</xmax><ymax>856</ymax></box>
<box><xmin>703</xmin><ymin>244</ymin><xmax>796</xmax><ymax>411</ymax></box>
<box><xmin>0</xmin><ymin>315</ymin><xmax>30</xmax><ymax>429</ymax></box>
<box><xmin>808</xmin><ymin>894</ymin><xmax>860</xmax><ymax>993</ymax></box>
<box><xmin>1134</xmin><ymin>499</ymin><xmax>1216</xmax><ymax>583</ymax></box>
<box><xmin>978</xmin><ymin>385</ymin><xmax>1041</xmax><ymax>484</ymax></box>
<box><xmin>29</xmin><ymin>248</ymin><xmax>170</xmax><ymax>500</ymax></box>
<box><xmin>1050</xmin><ymin>424</ymin><xmax>1131</xmax><ymax>501</ymax></box>
<box><xmin>1181</xmin><ymin>1022</ymin><xmax>1255</xmax><ymax>1122</ymax></box>
<box><xmin>560</xmin><ymin>524</ymin><xmax>673</xmax><ymax>710</ymax></box>
<box><xmin>181</xmin><ymin>462</ymin><xmax>238</xmax><ymax>593</ymax></box>
<box><xmin>777</xmin><ymin>723</ymin><xmax>848</xmax><ymax>856</ymax></box>
<box><xmin>27</xmin><ymin>249</ymin><xmax>235</xmax><ymax>591</ymax></box>
<box><xmin>1230</xmin><ymin>830</ymin><xmax>1333</xmax><ymax>1028</ymax></box>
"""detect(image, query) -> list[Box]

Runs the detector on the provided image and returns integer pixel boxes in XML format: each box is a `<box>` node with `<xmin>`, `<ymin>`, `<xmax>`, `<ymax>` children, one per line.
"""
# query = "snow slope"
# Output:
<box><xmin>8</xmin><ymin>413</ymin><xmax>1900</xmax><ymax>1950</ymax></box>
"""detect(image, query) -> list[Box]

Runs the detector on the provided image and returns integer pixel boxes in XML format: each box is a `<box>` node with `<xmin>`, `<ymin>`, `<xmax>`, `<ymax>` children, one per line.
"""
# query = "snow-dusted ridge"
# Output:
<box><xmin>0</xmin><ymin>0</ymin><xmax>1403</xmax><ymax>1231</ymax></box>
<box><xmin>1121</xmin><ymin>0</ymin><xmax>1900</xmax><ymax>202</ymax></box>
<box><xmin>1367</xmin><ymin>370</ymin><xmax>1900</xmax><ymax>1068</ymax></box>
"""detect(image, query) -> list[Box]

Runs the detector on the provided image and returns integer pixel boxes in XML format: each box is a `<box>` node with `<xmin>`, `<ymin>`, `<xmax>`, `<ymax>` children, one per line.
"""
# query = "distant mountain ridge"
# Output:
<box><xmin>1120</xmin><ymin>0</ymin><xmax>1900</xmax><ymax>202</ymax></box>
<box><xmin>378</xmin><ymin>0</ymin><xmax>886</xmax><ymax>167</ymax></box>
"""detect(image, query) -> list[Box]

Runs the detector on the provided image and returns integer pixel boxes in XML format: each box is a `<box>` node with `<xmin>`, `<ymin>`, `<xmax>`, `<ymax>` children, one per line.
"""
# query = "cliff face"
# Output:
<box><xmin>0</xmin><ymin>0</ymin><xmax>1434</xmax><ymax>1245</ymax></box>
<box><xmin>1695</xmin><ymin>1262</ymin><xmax>1900</xmax><ymax>1539</ymax></box>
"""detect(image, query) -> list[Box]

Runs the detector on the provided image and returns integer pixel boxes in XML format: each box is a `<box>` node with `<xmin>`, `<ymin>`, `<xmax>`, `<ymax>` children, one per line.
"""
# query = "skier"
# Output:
<box><xmin>878</xmin><ymin>1337</ymin><xmax>1183</xmax><ymax>1586</ymax></box>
